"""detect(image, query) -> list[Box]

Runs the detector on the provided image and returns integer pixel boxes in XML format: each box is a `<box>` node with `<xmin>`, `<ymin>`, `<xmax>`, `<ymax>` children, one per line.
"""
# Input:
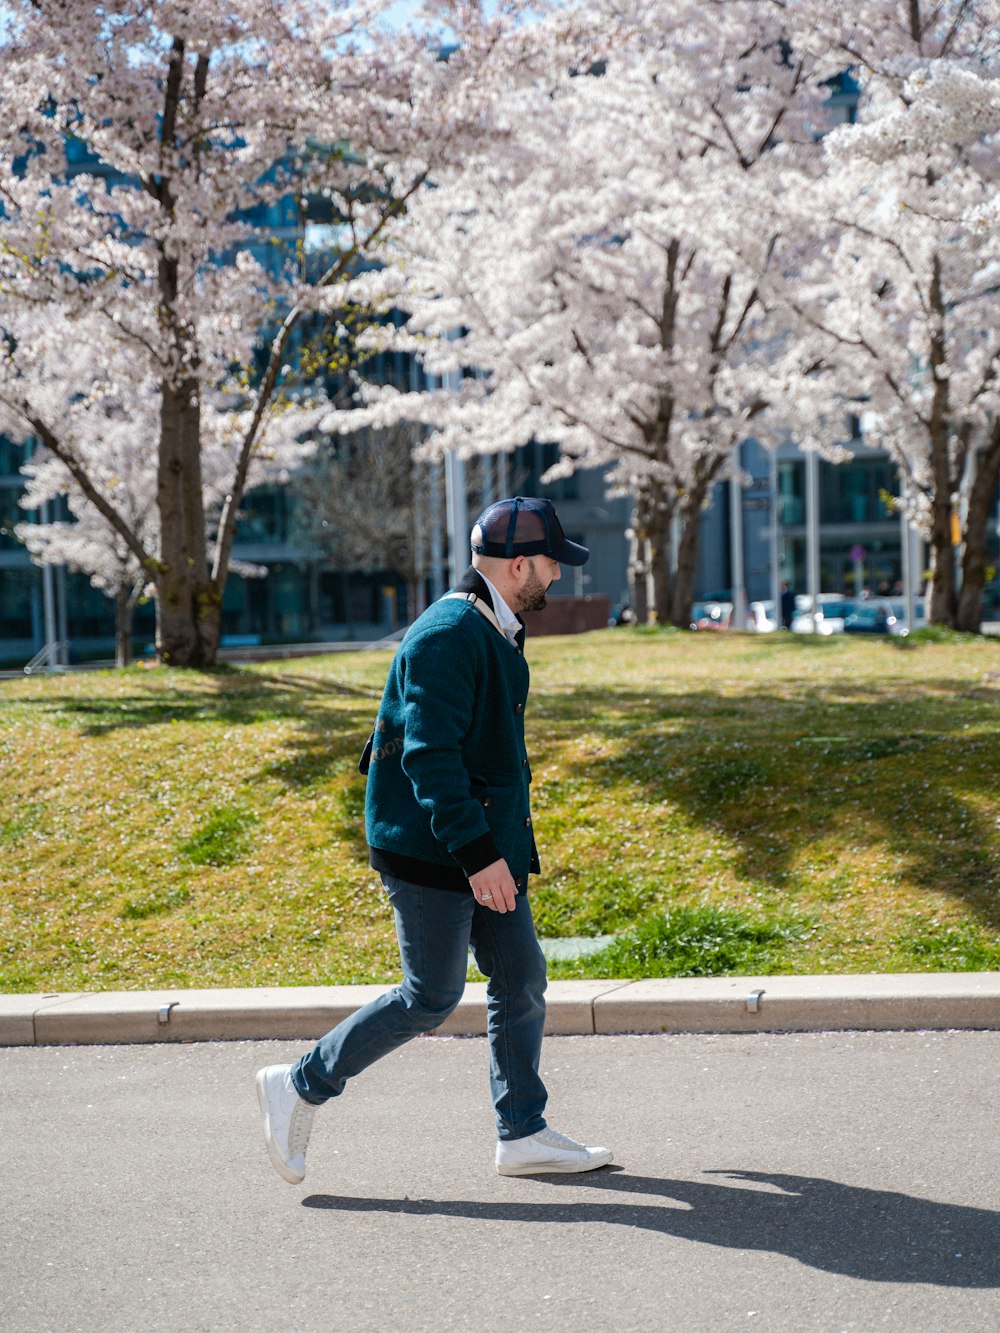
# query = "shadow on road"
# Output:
<box><xmin>303</xmin><ymin>1168</ymin><xmax>1000</xmax><ymax>1287</ymax></box>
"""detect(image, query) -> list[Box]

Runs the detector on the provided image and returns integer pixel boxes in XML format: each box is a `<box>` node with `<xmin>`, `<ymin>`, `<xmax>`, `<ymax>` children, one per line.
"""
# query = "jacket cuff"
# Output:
<box><xmin>453</xmin><ymin>832</ymin><xmax>502</xmax><ymax>877</ymax></box>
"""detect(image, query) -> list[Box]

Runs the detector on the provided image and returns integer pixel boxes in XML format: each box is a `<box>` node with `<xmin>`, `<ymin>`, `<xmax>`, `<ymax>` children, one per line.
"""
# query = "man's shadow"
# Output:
<box><xmin>304</xmin><ymin>1169</ymin><xmax>1000</xmax><ymax>1287</ymax></box>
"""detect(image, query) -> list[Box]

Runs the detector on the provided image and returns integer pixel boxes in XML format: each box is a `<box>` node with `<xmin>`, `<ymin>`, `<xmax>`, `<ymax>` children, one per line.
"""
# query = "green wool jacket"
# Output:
<box><xmin>363</xmin><ymin>569</ymin><xmax>540</xmax><ymax>892</ymax></box>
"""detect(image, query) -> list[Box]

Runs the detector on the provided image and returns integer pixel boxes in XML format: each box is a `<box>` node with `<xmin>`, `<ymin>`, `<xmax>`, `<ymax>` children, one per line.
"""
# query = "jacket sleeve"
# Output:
<box><xmin>396</xmin><ymin>622</ymin><xmax>502</xmax><ymax>875</ymax></box>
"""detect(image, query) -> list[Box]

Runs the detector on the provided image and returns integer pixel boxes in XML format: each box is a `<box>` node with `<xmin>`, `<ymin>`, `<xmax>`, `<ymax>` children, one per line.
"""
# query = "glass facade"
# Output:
<box><xmin>819</xmin><ymin>457</ymin><xmax>898</xmax><ymax>525</ymax></box>
<box><xmin>778</xmin><ymin>456</ymin><xmax>907</xmax><ymax>598</ymax></box>
<box><xmin>235</xmin><ymin>487</ymin><xmax>291</xmax><ymax>545</ymax></box>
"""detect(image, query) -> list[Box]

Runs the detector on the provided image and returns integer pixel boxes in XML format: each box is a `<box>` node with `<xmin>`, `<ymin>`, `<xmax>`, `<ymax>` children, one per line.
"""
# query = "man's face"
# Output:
<box><xmin>516</xmin><ymin>556</ymin><xmax>561</xmax><ymax>612</ymax></box>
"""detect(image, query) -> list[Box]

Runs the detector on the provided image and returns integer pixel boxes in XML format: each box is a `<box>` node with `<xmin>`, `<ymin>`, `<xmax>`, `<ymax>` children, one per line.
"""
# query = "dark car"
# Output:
<box><xmin>843</xmin><ymin>599</ymin><xmax>925</xmax><ymax>636</ymax></box>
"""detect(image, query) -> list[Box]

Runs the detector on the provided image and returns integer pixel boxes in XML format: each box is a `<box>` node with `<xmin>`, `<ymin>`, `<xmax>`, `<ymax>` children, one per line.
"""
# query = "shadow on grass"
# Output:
<box><xmin>12</xmin><ymin>666</ymin><xmax>381</xmax><ymax>790</ymax></box>
<box><xmin>535</xmin><ymin>677</ymin><xmax>1000</xmax><ymax>927</ymax></box>
<box><xmin>303</xmin><ymin>1168</ymin><xmax>1000</xmax><ymax>1287</ymax></box>
<box><xmin>33</xmin><ymin>668</ymin><xmax>379</xmax><ymax>731</ymax></box>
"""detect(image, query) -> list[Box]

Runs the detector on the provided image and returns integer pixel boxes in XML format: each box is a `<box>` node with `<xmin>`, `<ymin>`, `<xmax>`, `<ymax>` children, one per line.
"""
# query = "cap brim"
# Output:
<box><xmin>555</xmin><ymin>538</ymin><xmax>590</xmax><ymax>567</ymax></box>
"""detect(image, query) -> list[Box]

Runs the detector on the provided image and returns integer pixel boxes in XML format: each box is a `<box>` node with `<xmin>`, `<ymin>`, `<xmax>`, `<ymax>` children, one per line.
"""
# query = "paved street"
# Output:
<box><xmin>3</xmin><ymin>1030</ymin><xmax>999</xmax><ymax>1332</ymax></box>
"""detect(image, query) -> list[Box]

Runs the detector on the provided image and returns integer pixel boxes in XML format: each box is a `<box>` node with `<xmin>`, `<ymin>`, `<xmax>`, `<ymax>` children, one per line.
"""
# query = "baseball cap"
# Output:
<box><xmin>471</xmin><ymin>496</ymin><xmax>590</xmax><ymax>567</ymax></box>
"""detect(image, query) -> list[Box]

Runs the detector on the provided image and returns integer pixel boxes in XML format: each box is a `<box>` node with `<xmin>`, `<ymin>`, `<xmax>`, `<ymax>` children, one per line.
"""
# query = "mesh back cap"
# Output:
<box><xmin>471</xmin><ymin>496</ymin><xmax>589</xmax><ymax>567</ymax></box>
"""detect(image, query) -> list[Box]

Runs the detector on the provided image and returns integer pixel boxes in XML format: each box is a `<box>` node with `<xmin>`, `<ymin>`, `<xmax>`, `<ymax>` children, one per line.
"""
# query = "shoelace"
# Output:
<box><xmin>537</xmin><ymin>1127</ymin><xmax>584</xmax><ymax>1151</ymax></box>
<box><xmin>288</xmin><ymin>1100</ymin><xmax>316</xmax><ymax>1154</ymax></box>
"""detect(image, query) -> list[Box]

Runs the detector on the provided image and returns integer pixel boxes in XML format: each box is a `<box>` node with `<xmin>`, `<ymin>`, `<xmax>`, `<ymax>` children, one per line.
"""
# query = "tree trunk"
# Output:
<box><xmin>115</xmin><ymin>585</ymin><xmax>133</xmax><ymax>668</ymax></box>
<box><xmin>156</xmin><ymin>377</ymin><xmax>220</xmax><ymax>666</ymax></box>
<box><xmin>649</xmin><ymin>510</ymin><xmax>672</xmax><ymax>624</ymax></box>
<box><xmin>669</xmin><ymin>468</ymin><xmax>719</xmax><ymax>628</ymax></box>
<box><xmin>627</xmin><ymin>521</ymin><xmax>650</xmax><ymax>626</ymax></box>
<box><xmin>151</xmin><ymin>43</ymin><xmax>221</xmax><ymax>668</ymax></box>
<box><xmin>957</xmin><ymin>425</ymin><xmax>1000</xmax><ymax>633</ymax></box>
<box><xmin>628</xmin><ymin>481</ymin><xmax>673</xmax><ymax>624</ymax></box>
<box><xmin>925</xmin><ymin>487</ymin><xmax>958</xmax><ymax>627</ymax></box>
<box><xmin>925</xmin><ymin>254</ymin><xmax>958</xmax><ymax>627</ymax></box>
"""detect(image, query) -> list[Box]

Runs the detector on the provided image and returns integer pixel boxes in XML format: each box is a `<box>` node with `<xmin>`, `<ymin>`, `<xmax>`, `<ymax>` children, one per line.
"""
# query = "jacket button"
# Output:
<box><xmin>514</xmin><ymin>702</ymin><xmax>523</xmax><ymax>714</ymax></box>
<box><xmin>524</xmin><ymin>817</ymin><xmax>532</xmax><ymax>827</ymax></box>
<box><xmin>515</xmin><ymin>877</ymin><xmax>525</xmax><ymax>889</ymax></box>
<box><xmin>482</xmin><ymin>796</ymin><xmax>493</xmax><ymax>807</ymax></box>
<box><xmin>521</xmin><ymin>758</ymin><xmax>528</xmax><ymax>768</ymax></box>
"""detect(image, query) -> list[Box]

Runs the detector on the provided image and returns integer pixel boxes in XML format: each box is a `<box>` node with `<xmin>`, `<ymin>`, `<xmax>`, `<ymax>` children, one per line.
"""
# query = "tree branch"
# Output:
<box><xmin>210</xmin><ymin>171</ymin><xmax>429</xmax><ymax>587</ymax></box>
<box><xmin>4</xmin><ymin>401</ymin><xmax>157</xmax><ymax>575</ymax></box>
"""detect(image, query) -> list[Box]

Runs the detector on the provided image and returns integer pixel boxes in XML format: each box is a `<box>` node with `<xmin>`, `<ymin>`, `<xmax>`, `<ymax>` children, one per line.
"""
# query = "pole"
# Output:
<box><xmin>901</xmin><ymin>505</ymin><xmax>915</xmax><ymax>633</ymax></box>
<box><xmin>444</xmin><ymin>450</ymin><xmax>468</xmax><ymax>591</ymax></box>
<box><xmin>729</xmin><ymin>444</ymin><xmax>746</xmax><ymax>629</ymax></box>
<box><xmin>911</xmin><ymin>520</ymin><xmax>923</xmax><ymax>622</ymax></box>
<box><xmin>39</xmin><ymin>500</ymin><xmax>59</xmax><ymax>671</ymax></box>
<box><xmin>428</xmin><ymin>459</ymin><xmax>444</xmax><ymax>604</ymax></box>
<box><xmin>56</xmin><ymin>563</ymin><xmax>68</xmax><ymax>667</ymax></box>
<box><xmin>805</xmin><ymin>448</ymin><xmax>821</xmax><ymax>629</ymax></box>
<box><xmin>769</xmin><ymin>448</ymin><xmax>781</xmax><ymax>621</ymax></box>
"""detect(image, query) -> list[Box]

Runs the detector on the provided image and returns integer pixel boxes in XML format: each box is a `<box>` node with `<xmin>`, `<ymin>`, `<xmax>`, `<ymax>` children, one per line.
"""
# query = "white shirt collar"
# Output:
<box><xmin>476</xmin><ymin>571</ymin><xmax>522</xmax><ymax>645</ymax></box>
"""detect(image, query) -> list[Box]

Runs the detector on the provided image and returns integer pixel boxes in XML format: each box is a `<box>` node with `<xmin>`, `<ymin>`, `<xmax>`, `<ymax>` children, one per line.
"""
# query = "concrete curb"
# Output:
<box><xmin>3</xmin><ymin>973</ymin><xmax>1000</xmax><ymax>1046</ymax></box>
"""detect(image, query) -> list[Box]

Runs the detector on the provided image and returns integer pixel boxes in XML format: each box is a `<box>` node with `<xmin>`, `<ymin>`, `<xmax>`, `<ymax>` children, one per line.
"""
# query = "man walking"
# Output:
<box><xmin>780</xmin><ymin>580</ymin><xmax>796</xmax><ymax>631</ymax></box>
<box><xmin>256</xmin><ymin>497</ymin><xmax>613</xmax><ymax>1181</ymax></box>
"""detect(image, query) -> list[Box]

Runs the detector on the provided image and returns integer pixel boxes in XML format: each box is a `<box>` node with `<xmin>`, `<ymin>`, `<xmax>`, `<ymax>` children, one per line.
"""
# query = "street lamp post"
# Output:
<box><xmin>729</xmin><ymin>444</ymin><xmax>747</xmax><ymax>629</ymax></box>
<box><xmin>805</xmin><ymin>448</ymin><xmax>821</xmax><ymax>628</ymax></box>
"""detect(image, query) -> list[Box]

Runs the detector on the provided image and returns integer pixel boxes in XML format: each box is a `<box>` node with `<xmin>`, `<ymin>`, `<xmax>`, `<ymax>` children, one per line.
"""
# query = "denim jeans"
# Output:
<box><xmin>290</xmin><ymin>875</ymin><xmax>549</xmax><ymax>1140</ymax></box>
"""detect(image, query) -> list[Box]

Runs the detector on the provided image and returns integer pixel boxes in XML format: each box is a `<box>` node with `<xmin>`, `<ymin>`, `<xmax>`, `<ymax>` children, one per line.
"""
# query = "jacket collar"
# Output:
<box><xmin>454</xmin><ymin>566</ymin><xmax>526</xmax><ymax>650</ymax></box>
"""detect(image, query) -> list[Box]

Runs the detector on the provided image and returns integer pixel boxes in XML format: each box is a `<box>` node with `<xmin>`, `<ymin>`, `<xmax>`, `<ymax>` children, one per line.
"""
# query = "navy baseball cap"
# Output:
<box><xmin>471</xmin><ymin>496</ymin><xmax>590</xmax><ymax>567</ymax></box>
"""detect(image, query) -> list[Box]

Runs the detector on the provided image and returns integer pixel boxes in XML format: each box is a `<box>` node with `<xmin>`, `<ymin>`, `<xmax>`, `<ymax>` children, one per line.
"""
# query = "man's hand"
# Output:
<box><xmin>469</xmin><ymin>859</ymin><xmax>518</xmax><ymax>913</ymax></box>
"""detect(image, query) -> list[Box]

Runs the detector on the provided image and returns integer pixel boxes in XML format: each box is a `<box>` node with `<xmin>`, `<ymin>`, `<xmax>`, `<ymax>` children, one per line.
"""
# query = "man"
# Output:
<box><xmin>780</xmin><ymin>581</ymin><xmax>796</xmax><ymax>631</ymax></box>
<box><xmin>256</xmin><ymin>496</ymin><xmax>613</xmax><ymax>1181</ymax></box>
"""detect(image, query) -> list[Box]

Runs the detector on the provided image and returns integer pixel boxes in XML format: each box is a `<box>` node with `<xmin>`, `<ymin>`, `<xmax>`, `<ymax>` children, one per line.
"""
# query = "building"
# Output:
<box><xmin>0</xmin><ymin>430</ymin><xmax>633</xmax><ymax>666</ymax></box>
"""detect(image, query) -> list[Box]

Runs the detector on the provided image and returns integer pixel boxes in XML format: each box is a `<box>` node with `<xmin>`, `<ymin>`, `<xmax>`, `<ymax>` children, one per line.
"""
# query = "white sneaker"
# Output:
<box><xmin>256</xmin><ymin>1064</ymin><xmax>317</xmax><ymax>1184</ymax></box>
<box><xmin>496</xmin><ymin>1126</ymin><xmax>614</xmax><ymax>1176</ymax></box>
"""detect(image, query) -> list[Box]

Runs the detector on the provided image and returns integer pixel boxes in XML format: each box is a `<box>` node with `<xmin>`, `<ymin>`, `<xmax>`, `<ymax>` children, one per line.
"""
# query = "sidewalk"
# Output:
<box><xmin>4</xmin><ymin>1028</ymin><xmax>1000</xmax><ymax>1331</ymax></box>
<box><xmin>4</xmin><ymin>971</ymin><xmax>1000</xmax><ymax>1045</ymax></box>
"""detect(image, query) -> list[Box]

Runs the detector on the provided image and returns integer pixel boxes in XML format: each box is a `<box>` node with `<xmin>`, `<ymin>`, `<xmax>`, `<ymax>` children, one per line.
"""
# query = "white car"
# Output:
<box><xmin>690</xmin><ymin>599</ymin><xmax>777</xmax><ymax>631</ymax></box>
<box><xmin>791</xmin><ymin>594</ymin><xmax>849</xmax><ymax>635</ymax></box>
<box><xmin>748</xmin><ymin>600</ymin><xmax>778</xmax><ymax>632</ymax></box>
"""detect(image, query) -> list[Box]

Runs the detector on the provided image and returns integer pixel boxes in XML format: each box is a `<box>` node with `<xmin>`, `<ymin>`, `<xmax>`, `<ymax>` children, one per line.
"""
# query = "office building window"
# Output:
<box><xmin>0</xmin><ymin>568</ymin><xmax>35</xmax><ymax>639</ymax></box>
<box><xmin>820</xmin><ymin>458</ymin><xmax>897</xmax><ymax>525</ymax></box>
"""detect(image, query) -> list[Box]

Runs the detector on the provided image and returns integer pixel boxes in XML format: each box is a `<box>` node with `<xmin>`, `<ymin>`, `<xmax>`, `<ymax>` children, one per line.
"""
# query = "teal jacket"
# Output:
<box><xmin>364</xmin><ymin>569</ymin><xmax>539</xmax><ymax>892</ymax></box>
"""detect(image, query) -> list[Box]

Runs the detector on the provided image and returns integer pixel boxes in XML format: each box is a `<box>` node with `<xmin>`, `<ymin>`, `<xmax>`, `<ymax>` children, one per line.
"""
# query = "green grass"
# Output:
<box><xmin>180</xmin><ymin>805</ymin><xmax>259</xmax><ymax>866</ymax></box>
<box><xmin>1</xmin><ymin>629</ymin><xmax>999</xmax><ymax>992</ymax></box>
<box><xmin>547</xmin><ymin>906</ymin><xmax>807</xmax><ymax>979</ymax></box>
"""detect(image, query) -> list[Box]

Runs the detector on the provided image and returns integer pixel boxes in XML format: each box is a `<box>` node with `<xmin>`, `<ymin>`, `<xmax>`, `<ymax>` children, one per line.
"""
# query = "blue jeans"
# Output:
<box><xmin>291</xmin><ymin>875</ymin><xmax>549</xmax><ymax>1140</ymax></box>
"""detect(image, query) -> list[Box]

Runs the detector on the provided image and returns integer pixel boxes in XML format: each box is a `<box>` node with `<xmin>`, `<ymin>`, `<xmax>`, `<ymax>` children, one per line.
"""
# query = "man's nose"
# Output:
<box><xmin>552</xmin><ymin>564</ymin><xmax>561</xmax><ymax>582</ymax></box>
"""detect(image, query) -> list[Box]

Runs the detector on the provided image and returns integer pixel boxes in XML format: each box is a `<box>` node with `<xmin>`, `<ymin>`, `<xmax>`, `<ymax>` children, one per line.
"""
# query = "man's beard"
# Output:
<box><xmin>516</xmin><ymin>561</ymin><xmax>550</xmax><ymax>613</ymax></box>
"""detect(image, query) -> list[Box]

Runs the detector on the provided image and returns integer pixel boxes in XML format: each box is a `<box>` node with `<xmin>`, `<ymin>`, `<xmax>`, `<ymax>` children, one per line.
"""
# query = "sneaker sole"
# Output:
<box><xmin>496</xmin><ymin>1150</ymin><xmax>614</xmax><ymax>1177</ymax></box>
<box><xmin>255</xmin><ymin>1068</ymin><xmax>306</xmax><ymax>1186</ymax></box>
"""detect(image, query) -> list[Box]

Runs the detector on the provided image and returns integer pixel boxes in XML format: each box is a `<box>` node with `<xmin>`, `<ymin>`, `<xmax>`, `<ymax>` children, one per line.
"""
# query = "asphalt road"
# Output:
<box><xmin>3</xmin><ymin>1030</ymin><xmax>999</xmax><ymax>1332</ymax></box>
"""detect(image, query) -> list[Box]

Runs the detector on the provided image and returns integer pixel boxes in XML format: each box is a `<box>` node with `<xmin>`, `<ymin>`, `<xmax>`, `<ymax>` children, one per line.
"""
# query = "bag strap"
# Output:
<box><xmin>441</xmin><ymin>590</ymin><xmax>504</xmax><ymax>636</ymax></box>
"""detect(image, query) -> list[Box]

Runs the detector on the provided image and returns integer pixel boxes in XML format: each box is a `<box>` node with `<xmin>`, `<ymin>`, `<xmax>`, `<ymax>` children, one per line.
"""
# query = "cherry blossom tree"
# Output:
<box><xmin>0</xmin><ymin>0</ymin><xmax>526</xmax><ymax>665</ymax></box>
<box><xmin>11</xmin><ymin>320</ymin><xmax>315</xmax><ymax>662</ymax></box>
<box><xmin>15</xmin><ymin>380</ymin><xmax>158</xmax><ymax>668</ymax></box>
<box><xmin>290</xmin><ymin>419</ymin><xmax>433</xmax><ymax>625</ymax></box>
<box><xmin>843</xmin><ymin>62</ymin><xmax>1000</xmax><ymax>161</ymax></box>
<box><xmin>340</xmin><ymin>0</ymin><xmax>830</xmax><ymax>625</ymax></box>
<box><xmin>763</xmin><ymin>0</ymin><xmax>1000</xmax><ymax>630</ymax></box>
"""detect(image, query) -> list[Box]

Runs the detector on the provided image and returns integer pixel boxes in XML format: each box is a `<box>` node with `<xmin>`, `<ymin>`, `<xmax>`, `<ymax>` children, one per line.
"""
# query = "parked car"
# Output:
<box><xmin>843</xmin><ymin>599</ymin><xmax>926</xmax><ymax>636</ymax></box>
<box><xmin>748</xmin><ymin>600</ymin><xmax>778</xmax><ymax>632</ymax></box>
<box><xmin>690</xmin><ymin>600</ymin><xmax>732</xmax><ymax>630</ymax></box>
<box><xmin>791</xmin><ymin>594</ymin><xmax>850</xmax><ymax>635</ymax></box>
<box><xmin>690</xmin><ymin>599</ymin><xmax>776</xmax><ymax>632</ymax></box>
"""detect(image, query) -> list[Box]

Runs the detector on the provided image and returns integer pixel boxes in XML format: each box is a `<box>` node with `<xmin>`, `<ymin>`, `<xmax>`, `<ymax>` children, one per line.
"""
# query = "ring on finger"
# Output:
<box><xmin>481</xmin><ymin>892</ymin><xmax>493</xmax><ymax>900</ymax></box>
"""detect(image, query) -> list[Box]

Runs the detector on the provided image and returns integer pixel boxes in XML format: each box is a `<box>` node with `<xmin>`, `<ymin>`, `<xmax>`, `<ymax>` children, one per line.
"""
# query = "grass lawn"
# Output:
<box><xmin>2</xmin><ymin>627</ymin><xmax>999</xmax><ymax>992</ymax></box>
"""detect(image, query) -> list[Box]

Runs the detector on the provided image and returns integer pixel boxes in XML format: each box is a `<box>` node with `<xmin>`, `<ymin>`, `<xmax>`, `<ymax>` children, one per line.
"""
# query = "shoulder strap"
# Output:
<box><xmin>441</xmin><ymin>590</ymin><xmax>504</xmax><ymax>636</ymax></box>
